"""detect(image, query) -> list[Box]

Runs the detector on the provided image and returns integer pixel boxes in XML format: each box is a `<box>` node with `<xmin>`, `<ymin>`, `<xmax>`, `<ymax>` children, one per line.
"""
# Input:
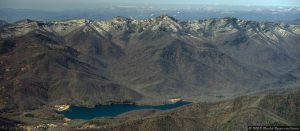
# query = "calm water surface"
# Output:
<box><xmin>63</xmin><ymin>101</ymin><xmax>191</xmax><ymax>120</ymax></box>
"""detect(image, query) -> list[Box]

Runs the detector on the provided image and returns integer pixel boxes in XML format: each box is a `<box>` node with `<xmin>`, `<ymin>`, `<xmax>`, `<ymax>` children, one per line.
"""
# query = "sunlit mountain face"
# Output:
<box><xmin>0</xmin><ymin>0</ymin><xmax>299</xmax><ymax>130</ymax></box>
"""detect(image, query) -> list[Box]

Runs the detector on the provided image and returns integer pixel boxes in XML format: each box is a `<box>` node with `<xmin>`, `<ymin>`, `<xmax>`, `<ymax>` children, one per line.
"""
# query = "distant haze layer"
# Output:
<box><xmin>0</xmin><ymin>0</ymin><xmax>300</xmax><ymax>11</ymax></box>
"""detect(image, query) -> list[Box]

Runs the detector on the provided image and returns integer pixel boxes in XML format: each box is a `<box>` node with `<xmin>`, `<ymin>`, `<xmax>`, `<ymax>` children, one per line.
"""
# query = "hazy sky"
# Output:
<box><xmin>1</xmin><ymin>0</ymin><xmax>300</xmax><ymax>10</ymax></box>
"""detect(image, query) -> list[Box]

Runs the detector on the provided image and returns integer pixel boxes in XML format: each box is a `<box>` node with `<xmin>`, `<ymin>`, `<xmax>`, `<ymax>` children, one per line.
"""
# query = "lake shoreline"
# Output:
<box><xmin>62</xmin><ymin>101</ymin><xmax>192</xmax><ymax>120</ymax></box>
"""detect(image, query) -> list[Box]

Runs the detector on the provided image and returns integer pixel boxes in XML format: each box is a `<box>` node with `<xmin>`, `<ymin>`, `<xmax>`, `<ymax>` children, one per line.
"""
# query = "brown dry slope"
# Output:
<box><xmin>77</xmin><ymin>88</ymin><xmax>299</xmax><ymax>131</ymax></box>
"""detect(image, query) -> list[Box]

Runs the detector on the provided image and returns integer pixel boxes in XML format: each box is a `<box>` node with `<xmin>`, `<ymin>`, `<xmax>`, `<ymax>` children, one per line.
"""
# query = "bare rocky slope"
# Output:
<box><xmin>1</xmin><ymin>16</ymin><xmax>300</xmax><ymax>111</ymax></box>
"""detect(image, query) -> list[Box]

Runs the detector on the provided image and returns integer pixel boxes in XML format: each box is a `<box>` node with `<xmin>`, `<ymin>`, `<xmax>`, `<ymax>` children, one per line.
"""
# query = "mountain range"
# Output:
<box><xmin>1</xmin><ymin>16</ymin><xmax>300</xmax><ymax>112</ymax></box>
<box><xmin>1</xmin><ymin>15</ymin><xmax>300</xmax><ymax>130</ymax></box>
